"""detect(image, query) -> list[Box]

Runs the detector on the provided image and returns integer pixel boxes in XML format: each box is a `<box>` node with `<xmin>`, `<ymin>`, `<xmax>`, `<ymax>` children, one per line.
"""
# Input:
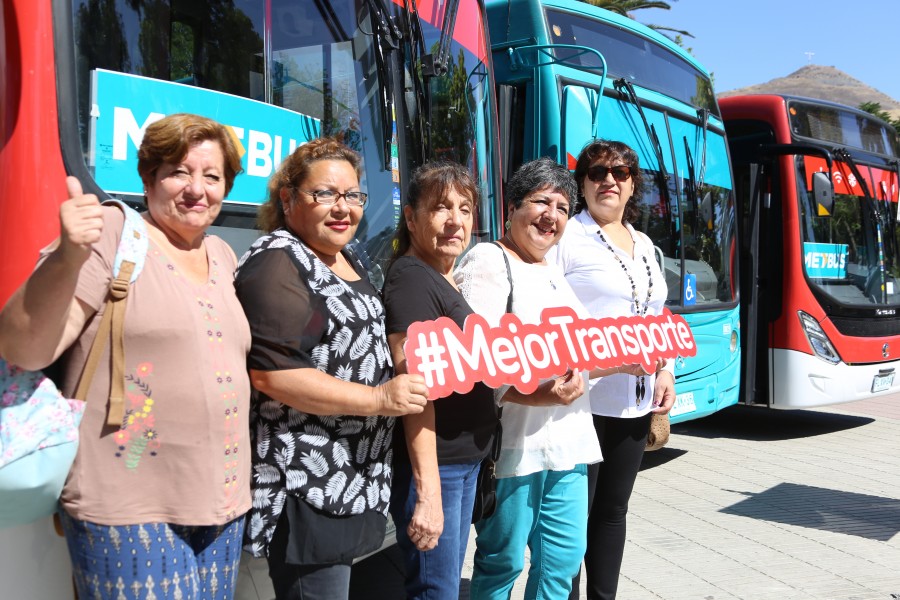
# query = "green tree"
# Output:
<box><xmin>859</xmin><ymin>101</ymin><xmax>900</xmax><ymax>135</ymax></box>
<box><xmin>578</xmin><ymin>0</ymin><xmax>693</xmax><ymax>39</ymax></box>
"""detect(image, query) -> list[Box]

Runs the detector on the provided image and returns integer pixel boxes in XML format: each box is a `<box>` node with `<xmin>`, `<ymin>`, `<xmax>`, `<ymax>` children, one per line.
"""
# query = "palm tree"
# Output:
<box><xmin>578</xmin><ymin>0</ymin><xmax>693</xmax><ymax>39</ymax></box>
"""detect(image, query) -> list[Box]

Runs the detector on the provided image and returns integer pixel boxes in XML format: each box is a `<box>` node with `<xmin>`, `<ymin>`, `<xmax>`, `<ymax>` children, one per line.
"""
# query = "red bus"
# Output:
<box><xmin>721</xmin><ymin>94</ymin><xmax>900</xmax><ymax>409</ymax></box>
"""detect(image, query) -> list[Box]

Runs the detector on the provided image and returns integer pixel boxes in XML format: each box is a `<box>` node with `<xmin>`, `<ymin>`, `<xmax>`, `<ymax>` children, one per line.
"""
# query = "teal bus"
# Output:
<box><xmin>485</xmin><ymin>0</ymin><xmax>740</xmax><ymax>423</ymax></box>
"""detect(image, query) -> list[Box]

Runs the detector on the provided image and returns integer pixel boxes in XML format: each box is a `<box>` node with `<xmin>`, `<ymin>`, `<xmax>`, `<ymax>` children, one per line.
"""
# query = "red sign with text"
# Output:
<box><xmin>404</xmin><ymin>307</ymin><xmax>697</xmax><ymax>399</ymax></box>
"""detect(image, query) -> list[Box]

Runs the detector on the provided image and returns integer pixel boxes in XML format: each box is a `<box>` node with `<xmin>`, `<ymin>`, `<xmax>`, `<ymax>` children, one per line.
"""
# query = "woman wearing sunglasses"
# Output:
<box><xmin>550</xmin><ymin>140</ymin><xmax>676</xmax><ymax>600</ymax></box>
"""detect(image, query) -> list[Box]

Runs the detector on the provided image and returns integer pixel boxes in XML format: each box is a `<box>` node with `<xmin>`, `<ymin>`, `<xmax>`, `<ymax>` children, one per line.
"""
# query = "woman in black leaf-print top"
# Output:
<box><xmin>234</xmin><ymin>138</ymin><xmax>428</xmax><ymax>600</ymax></box>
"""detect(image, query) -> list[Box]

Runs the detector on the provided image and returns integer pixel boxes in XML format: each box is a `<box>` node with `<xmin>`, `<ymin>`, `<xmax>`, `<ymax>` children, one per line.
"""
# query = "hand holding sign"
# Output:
<box><xmin>404</xmin><ymin>306</ymin><xmax>696</xmax><ymax>400</ymax></box>
<box><xmin>503</xmin><ymin>369</ymin><xmax>585</xmax><ymax>407</ymax></box>
<box><xmin>374</xmin><ymin>373</ymin><xmax>429</xmax><ymax>416</ymax></box>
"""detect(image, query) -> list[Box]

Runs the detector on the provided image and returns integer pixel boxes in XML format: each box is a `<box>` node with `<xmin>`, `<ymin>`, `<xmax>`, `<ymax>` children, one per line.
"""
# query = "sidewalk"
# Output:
<box><xmin>461</xmin><ymin>395</ymin><xmax>900</xmax><ymax>599</ymax></box>
<box><xmin>244</xmin><ymin>395</ymin><xmax>900</xmax><ymax>599</ymax></box>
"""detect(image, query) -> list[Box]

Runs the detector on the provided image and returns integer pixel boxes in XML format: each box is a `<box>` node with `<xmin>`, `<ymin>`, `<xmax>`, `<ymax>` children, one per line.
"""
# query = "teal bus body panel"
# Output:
<box><xmin>487</xmin><ymin>0</ymin><xmax>740</xmax><ymax>424</ymax></box>
<box><xmin>671</xmin><ymin>306</ymin><xmax>741</xmax><ymax>424</ymax></box>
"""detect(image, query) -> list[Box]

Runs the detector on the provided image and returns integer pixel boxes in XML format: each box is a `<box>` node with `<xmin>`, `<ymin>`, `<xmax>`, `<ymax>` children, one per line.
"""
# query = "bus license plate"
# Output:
<box><xmin>871</xmin><ymin>373</ymin><xmax>894</xmax><ymax>393</ymax></box>
<box><xmin>669</xmin><ymin>392</ymin><xmax>696</xmax><ymax>417</ymax></box>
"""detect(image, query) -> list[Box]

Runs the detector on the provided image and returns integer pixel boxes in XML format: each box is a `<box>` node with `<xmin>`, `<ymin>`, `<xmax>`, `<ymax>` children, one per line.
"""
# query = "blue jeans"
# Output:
<box><xmin>390</xmin><ymin>458</ymin><xmax>481</xmax><ymax>600</ymax></box>
<box><xmin>470</xmin><ymin>466</ymin><xmax>588</xmax><ymax>600</ymax></box>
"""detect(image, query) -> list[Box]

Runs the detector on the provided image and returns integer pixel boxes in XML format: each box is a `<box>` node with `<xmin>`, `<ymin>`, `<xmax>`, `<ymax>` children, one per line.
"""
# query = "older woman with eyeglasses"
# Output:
<box><xmin>234</xmin><ymin>137</ymin><xmax>428</xmax><ymax>600</ymax></box>
<box><xmin>550</xmin><ymin>140</ymin><xmax>676</xmax><ymax>600</ymax></box>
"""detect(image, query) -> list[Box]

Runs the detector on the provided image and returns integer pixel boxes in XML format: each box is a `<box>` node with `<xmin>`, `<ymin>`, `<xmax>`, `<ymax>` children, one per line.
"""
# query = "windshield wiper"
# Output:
<box><xmin>695</xmin><ymin>107</ymin><xmax>709</xmax><ymax>193</ymax></box>
<box><xmin>364</xmin><ymin>0</ymin><xmax>401</xmax><ymax>169</ymax></box>
<box><xmin>398</xmin><ymin>0</ymin><xmax>430</xmax><ymax>165</ymax></box>
<box><xmin>422</xmin><ymin>0</ymin><xmax>460</xmax><ymax>77</ymax></box>
<box><xmin>881</xmin><ymin>158</ymin><xmax>900</xmax><ymax>284</ymax></box>
<box><xmin>614</xmin><ymin>78</ymin><xmax>675</xmax><ymax>245</ymax></box>
<box><xmin>313</xmin><ymin>0</ymin><xmax>349</xmax><ymax>41</ymax></box>
<box><xmin>834</xmin><ymin>148</ymin><xmax>888</xmax><ymax>303</ymax></box>
<box><xmin>683</xmin><ymin>136</ymin><xmax>701</xmax><ymax>235</ymax></box>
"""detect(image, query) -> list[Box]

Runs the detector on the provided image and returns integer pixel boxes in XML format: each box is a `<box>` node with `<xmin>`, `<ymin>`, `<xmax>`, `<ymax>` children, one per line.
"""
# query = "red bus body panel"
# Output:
<box><xmin>1</xmin><ymin>0</ymin><xmax>66</xmax><ymax>306</ymax></box>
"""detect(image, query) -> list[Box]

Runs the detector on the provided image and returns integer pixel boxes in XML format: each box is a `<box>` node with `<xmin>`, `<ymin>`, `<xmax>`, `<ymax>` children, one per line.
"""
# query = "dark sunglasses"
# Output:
<box><xmin>586</xmin><ymin>165</ymin><xmax>633</xmax><ymax>183</ymax></box>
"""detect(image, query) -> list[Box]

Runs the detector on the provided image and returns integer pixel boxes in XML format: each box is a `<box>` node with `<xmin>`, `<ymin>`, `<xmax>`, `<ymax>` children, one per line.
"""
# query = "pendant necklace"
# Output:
<box><xmin>597</xmin><ymin>227</ymin><xmax>653</xmax><ymax>405</ymax></box>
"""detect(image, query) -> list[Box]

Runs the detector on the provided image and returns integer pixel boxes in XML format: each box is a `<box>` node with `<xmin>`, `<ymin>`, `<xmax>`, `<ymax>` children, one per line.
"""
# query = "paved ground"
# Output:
<box><xmin>240</xmin><ymin>394</ymin><xmax>900</xmax><ymax>599</ymax></box>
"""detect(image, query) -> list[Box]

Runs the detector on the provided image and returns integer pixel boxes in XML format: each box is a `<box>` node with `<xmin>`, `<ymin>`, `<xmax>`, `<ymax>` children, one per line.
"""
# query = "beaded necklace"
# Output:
<box><xmin>597</xmin><ymin>227</ymin><xmax>653</xmax><ymax>406</ymax></box>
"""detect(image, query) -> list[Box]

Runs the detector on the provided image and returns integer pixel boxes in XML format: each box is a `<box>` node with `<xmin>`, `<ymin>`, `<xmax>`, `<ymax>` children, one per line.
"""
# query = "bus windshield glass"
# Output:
<box><xmin>68</xmin><ymin>0</ymin><xmax>394</xmax><ymax>263</ymax></box>
<box><xmin>638</xmin><ymin>175</ymin><xmax>737</xmax><ymax>307</ymax></box>
<box><xmin>789</xmin><ymin>101</ymin><xmax>900</xmax><ymax>155</ymax></box>
<box><xmin>403</xmin><ymin>2</ymin><xmax>501</xmax><ymax>247</ymax></box>
<box><xmin>544</xmin><ymin>8</ymin><xmax>717</xmax><ymax>115</ymax></box>
<box><xmin>798</xmin><ymin>157</ymin><xmax>900</xmax><ymax>307</ymax></box>
<box><xmin>789</xmin><ymin>99</ymin><xmax>900</xmax><ymax>307</ymax></box>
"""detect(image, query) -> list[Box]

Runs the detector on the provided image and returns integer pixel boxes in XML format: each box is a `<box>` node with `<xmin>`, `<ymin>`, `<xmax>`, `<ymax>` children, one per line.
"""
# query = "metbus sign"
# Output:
<box><xmin>88</xmin><ymin>69</ymin><xmax>320</xmax><ymax>205</ymax></box>
<box><xmin>405</xmin><ymin>307</ymin><xmax>697</xmax><ymax>399</ymax></box>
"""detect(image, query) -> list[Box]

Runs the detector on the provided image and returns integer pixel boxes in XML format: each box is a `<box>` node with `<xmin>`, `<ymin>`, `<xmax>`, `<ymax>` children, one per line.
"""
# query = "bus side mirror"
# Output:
<box><xmin>812</xmin><ymin>171</ymin><xmax>834</xmax><ymax>217</ymax></box>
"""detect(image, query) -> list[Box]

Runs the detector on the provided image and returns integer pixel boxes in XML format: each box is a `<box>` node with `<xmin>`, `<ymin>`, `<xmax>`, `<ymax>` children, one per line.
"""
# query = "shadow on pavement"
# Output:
<box><xmin>721</xmin><ymin>482</ymin><xmax>900</xmax><ymax>541</ymax></box>
<box><xmin>670</xmin><ymin>404</ymin><xmax>874</xmax><ymax>442</ymax></box>
<box><xmin>640</xmin><ymin>446</ymin><xmax>688</xmax><ymax>471</ymax></box>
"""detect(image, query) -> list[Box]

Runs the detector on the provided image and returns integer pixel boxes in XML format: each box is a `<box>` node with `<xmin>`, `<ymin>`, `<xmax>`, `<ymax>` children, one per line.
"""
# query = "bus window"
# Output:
<box><xmin>798</xmin><ymin>158</ymin><xmax>900</xmax><ymax>306</ymax></box>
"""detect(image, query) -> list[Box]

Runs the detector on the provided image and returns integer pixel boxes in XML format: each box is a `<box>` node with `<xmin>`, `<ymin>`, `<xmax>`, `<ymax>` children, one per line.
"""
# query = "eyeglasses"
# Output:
<box><xmin>299</xmin><ymin>189</ymin><xmax>368</xmax><ymax>207</ymax></box>
<box><xmin>586</xmin><ymin>165</ymin><xmax>633</xmax><ymax>183</ymax></box>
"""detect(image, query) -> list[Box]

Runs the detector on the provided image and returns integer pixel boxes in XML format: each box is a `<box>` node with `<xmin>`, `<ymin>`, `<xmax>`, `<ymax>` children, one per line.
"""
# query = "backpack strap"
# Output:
<box><xmin>74</xmin><ymin>201</ymin><xmax>147</xmax><ymax>426</ymax></box>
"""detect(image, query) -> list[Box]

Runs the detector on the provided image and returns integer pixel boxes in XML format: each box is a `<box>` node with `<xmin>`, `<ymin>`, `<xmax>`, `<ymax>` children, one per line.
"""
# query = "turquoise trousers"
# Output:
<box><xmin>470</xmin><ymin>465</ymin><xmax>588</xmax><ymax>600</ymax></box>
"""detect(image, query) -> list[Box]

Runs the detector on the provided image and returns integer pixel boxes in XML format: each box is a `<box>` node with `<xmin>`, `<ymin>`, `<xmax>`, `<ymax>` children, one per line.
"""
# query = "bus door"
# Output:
<box><xmin>738</xmin><ymin>159</ymin><xmax>776</xmax><ymax>406</ymax></box>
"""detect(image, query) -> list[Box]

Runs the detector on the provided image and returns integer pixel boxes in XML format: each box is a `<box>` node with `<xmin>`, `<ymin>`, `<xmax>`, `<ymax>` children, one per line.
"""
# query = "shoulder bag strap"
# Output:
<box><xmin>489</xmin><ymin>241</ymin><xmax>514</xmax><ymax>432</ymax></box>
<box><xmin>75</xmin><ymin>202</ymin><xmax>147</xmax><ymax>426</ymax></box>
<box><xmin>490</xmin><ymin>241</ymin><xmax>514</xmax><ymax>313</ymax></box>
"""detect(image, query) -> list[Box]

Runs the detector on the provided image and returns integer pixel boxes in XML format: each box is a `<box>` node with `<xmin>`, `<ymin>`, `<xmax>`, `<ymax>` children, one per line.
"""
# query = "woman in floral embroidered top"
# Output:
<box><xmin>234</xmin><ymin>137</ymin><xmax>429</xmax><ymax>600</ymax></box>
<box><xmin>0</xmin><ymin>113</ymin><xmax>252</xmax><ymax>600</ymax></box>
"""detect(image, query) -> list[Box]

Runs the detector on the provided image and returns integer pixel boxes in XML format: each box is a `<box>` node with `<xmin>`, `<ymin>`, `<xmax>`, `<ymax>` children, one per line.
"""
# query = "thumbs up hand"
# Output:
<box><xmin>58</xmin><ymin>176</ymin><xmax>104</xmax><ymax>267</ymax></box>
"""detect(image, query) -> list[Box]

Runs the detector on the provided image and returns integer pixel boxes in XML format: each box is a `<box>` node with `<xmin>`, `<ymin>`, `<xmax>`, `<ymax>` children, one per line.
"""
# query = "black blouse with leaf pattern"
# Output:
<box><xmin>234</xmin><ymin>229</ymin><xmax>394</xmax><ymax>558</ymax></box>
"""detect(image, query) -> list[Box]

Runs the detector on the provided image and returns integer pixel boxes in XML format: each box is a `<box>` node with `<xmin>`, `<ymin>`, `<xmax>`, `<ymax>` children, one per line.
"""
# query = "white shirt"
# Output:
<box><xmin>455</xmin><ymin>242</ymin><xmax>602</xmax><ymax>478</ymax></box>
<box><xmin>549</xmin><ymin>211</ymin><xmax>674</xmax><ymax>418</ymax></box>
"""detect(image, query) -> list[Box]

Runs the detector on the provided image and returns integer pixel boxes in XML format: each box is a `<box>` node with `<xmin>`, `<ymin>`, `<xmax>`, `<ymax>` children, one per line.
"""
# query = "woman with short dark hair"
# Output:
<box><xmin>455</xmin><ymin>157</ymin><xmax>602</xmax><ymax>599</ymax></box>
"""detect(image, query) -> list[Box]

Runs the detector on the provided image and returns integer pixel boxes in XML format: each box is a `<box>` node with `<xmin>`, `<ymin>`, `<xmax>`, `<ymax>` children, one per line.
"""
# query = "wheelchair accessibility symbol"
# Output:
<box><xmin>684</xmin><ymin>274</ymin><xmax>697</xmax><ymax>306</ymax></box>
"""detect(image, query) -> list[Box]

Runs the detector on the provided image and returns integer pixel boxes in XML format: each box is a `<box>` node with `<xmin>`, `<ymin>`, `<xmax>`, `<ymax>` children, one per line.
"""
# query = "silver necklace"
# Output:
<box><xmin>597</xmin><ymin>228</ymin><xmax>653</xmax><ymax>406</ymax></box>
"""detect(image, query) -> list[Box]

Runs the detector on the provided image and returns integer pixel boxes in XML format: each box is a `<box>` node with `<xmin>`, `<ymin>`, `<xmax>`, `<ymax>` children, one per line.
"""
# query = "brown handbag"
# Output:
<box><xmin>646</xmin><ymin>412</ymin><xmax>670</xmax><ymax>451</ymax></box>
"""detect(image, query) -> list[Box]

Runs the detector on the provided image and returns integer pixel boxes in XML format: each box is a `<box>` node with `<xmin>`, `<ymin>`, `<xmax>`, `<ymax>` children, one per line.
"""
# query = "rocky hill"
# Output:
<box><xmin>718</xmin><ymin>65</ymin><xmax>900</xmax><ymax>120</ymax></box>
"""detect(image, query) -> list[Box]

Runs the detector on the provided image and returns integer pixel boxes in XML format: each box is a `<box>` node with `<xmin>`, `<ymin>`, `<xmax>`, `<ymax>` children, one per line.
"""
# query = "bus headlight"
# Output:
<box><xmin>798</xmin><ymin>311</ymin><xmax>840</xmax><ymax>364</ymax></box>
<box><xmin>730</xmin><ymin>330</ymin><xmax>738</xmax><ymax>353</ymax></box>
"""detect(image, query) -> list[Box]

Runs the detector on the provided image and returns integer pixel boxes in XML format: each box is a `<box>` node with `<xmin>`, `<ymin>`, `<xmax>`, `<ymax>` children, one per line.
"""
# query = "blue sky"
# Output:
<box><xmin>639</xmin><ymin>0</ymin><xmax>900</xmax><ymax>103</ymax></box>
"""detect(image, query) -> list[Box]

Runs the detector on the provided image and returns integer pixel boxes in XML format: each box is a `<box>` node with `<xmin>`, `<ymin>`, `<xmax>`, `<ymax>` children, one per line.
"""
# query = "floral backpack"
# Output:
<box><xmin>0</xmin><ymin>200</ymin><xmax>147</xmax><ymax>529</ymax></box>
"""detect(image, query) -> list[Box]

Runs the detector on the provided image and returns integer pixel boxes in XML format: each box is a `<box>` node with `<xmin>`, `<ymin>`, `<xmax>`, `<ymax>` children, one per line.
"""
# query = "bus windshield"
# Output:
<box><xmin>540</xmin><ymin>7</ymin><xmax>734</xmax><ymax>309</ymax></box>
<box><xmin>401</xmin><ymin>2</ymin><xmax>501</xmax><ymax>248</ymax></box>
<box><xmin>544</xmin><ymin>8</ymin><xmax>717</xmax><ymax>115</ymax></box>
<box><xmin>798</xmin><ymin>157</ymin><xmax>900</xmax><ymax>307</ymax></box>
<box><xmin>789</xmin><ymin>100</ymin><xmax>900</xmax><ymax>307</ymax></box>
<box><xmin>638</xmin><ymin>174</ymin><xmax>736</xmax><ymax>306</ymax></box>
<box><xmin>67</xmin><ymin>0</ymin><xmax>500</xmax><ymax>284</ymax></box>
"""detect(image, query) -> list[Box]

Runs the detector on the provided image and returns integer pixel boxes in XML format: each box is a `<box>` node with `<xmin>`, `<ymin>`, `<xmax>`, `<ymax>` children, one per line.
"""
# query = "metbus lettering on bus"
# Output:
<box><xmin>92</xmin><ymin>70</ymin><xmax>320</xmax><ymax>205</ymax></box>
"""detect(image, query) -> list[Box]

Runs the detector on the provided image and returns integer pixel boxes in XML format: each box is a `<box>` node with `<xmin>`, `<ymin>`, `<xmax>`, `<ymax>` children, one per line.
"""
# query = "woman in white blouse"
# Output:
<box><xmin>552</xmin><ymin>140</ymin><xmax>676</xmax><ymax>600</ymax></box>
<box><xmin>455</xmin><ymin>157</ymin><xmax>602</xmax><ymax>600</ymax></box>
